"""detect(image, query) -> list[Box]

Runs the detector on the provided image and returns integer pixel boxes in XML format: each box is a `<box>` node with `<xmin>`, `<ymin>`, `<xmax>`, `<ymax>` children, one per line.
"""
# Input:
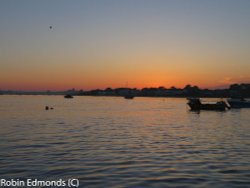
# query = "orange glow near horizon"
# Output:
<box><xmin>1</xmin><ymin>51</ymin><xmax>250</xmax><ymax>91</ymax></box>
<box><xmin>1</xmin><ymin>62</ymin><xmax>249</xmax><ymax>91</ymax></box>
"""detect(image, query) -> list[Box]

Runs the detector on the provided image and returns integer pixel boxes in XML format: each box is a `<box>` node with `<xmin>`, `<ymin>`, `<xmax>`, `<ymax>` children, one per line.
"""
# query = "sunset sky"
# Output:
<box><xmin>1</xmin><ymin>0</ymin><xmax>250</xmax><ymax>91</ymax></box>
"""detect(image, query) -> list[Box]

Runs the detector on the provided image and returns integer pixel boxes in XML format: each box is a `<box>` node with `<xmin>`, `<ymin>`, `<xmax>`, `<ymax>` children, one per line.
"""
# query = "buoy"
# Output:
<box><xmin>45</xmin><ymin>106</ymin><xmax>49</xmax><ymax>110</ymax></box>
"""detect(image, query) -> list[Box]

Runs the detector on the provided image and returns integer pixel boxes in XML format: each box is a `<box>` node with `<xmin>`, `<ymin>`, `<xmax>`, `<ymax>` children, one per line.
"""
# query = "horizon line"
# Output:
<box><xmin>1</xmin><ymin>82</ymin><xmax>249</xmax><ymax>92</ymax></box>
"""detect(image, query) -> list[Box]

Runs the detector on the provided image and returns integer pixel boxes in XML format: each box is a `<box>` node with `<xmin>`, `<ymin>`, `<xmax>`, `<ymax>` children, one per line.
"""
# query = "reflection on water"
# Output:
<box><xmin>0</xmin><ymin>96</ymin><xmax>250</xmax><ymax>187</ymax></box>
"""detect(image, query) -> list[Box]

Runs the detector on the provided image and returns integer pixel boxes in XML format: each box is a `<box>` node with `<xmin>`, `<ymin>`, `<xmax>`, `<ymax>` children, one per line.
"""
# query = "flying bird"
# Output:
<box><xmin>49</xmin><ymin>26</ymin><xmax>52</xmax><ymax>29</ymax></box>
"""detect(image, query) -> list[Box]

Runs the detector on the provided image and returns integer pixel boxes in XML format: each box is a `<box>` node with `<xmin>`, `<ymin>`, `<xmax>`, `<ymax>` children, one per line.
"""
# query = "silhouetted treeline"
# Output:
<box><xmin>79</xmin><ymin>83</ymin><xmax>250</xmax><ymax>98</ymax></box>
<box><xmin>1</xmin><ymin>83</ymin><xmax>250</xmax><ymax>98</ymax></box>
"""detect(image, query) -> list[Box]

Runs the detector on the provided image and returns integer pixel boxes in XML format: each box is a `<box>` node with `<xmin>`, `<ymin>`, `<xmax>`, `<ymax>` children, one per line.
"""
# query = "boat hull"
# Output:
<box><xmin>188</xmin><ymin>103</ymin><xmax>227</xmax><ymax>111</ymax></box>
<box><xmin>228</xmin><ymin>100</ymin><xmax>250</xmax><ymax>108</ymax></box>
<box><xmin>124</xmin><ymin>96</ymin><xmax>134</xmax><ymax>99</ymax></box>
<box><xmin>187</xmin><ymin>98</ymin><xmax>229</xmax><ymax>111</ymax></box>
<box><xmin>124</xmin><ymin>94</ymin><xmax>134</xmax><ymax>99</ymax></box>
<box><xmin>64</xmin><ymin>95</ymin><xmax>73</xmax><ymax>99</ymax></box>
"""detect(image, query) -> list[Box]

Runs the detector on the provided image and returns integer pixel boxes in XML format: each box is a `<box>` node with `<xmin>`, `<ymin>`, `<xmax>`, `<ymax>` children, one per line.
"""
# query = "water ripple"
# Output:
<box><xmin>0</xmin><ymin>96</ymin><xmax>250</xmax><ymax>188</ymax></box>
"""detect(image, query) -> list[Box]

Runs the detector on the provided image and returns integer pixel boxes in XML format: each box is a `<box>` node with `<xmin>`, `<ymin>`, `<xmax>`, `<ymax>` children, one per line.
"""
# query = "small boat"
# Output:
<box><xmin>187</xmin><ymin>98</ymin><xmax>230</xmax><ymax>111</ymax></box>
<box><xmin>227</xmin><ymin>98</ymin><xmax>250</xmax><ymax>108</ymax></box>
<box><xmin>124</xmin><ymin>93</ymin><xmax>134</xmax><ymax>99</ymax></box>
<box><xmin>64</xmin><ymin>94</ymin><xmax>73</xmax><ymax>99</ymax></box>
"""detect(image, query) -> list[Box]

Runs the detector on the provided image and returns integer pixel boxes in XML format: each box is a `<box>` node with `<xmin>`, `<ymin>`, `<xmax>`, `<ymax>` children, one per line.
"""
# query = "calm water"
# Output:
<box><xmin>0</xmin><ymin>95</ymin><xmax>249</xmax><ymax>188</ymax></box>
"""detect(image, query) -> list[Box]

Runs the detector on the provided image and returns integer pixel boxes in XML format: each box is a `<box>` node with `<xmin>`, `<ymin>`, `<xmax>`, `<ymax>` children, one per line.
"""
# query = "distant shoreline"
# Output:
<box><xmin>1</xmin><ymin>83</ymin><xmax>250</xmax><ymax>98</ymax></box>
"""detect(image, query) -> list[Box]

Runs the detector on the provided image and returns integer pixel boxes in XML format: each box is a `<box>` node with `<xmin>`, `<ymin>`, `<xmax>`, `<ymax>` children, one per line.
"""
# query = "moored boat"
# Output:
<box><xmin>227</xmin><ymin>98</ymin><xmax>250</xmax><ymax>108</ymax></box>
<box><xmin>124</xmin><ymin>94</ymin><xmax>134</xmax><ymax>99</ymax></box>
<box><xmin>187</xmin><ymin>98</ymin><xmax>230</xmax><ymax>111</ymax></box>
<box><xmin>64</xmin><ymin>94</ymin><xmax>73</xmax><ymax>99</ymax></box>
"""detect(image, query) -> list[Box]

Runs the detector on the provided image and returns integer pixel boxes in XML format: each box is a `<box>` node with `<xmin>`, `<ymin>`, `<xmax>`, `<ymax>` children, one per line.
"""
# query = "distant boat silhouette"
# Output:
<box><xmin>227</xmin><ymin>98</ymin><xmax>250</xmax><ymax>108</ymax></box>
<box><xmin>64</xmin><ymin>94</ymin><xmax>73</xmax><ymax>99</ymax></box>
<box><xmin>124</xmin><ymin>93</ymin><xmax>134</xmax><ymax>99</ymax></box>
<box><xmin>123</xmin><ymin>81</ymin><xmax>135</xmax><ymax>99</ymax></box>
